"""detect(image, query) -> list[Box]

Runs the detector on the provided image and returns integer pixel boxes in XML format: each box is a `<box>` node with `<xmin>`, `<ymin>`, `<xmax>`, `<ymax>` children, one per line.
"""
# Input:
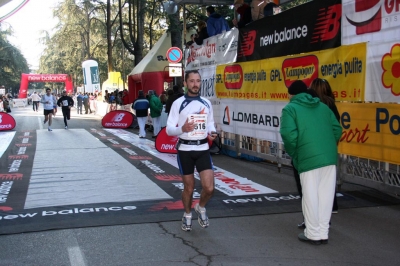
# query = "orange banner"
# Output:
<box><xmin>337</xmin><ymin>102</ymin><xmax>400</xmax><ymax>164</ymax></box>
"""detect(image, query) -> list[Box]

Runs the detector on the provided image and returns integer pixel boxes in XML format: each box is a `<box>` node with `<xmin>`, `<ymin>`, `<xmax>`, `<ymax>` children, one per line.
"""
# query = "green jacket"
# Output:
<box><xmin>280</xmin><ymin>93</ymin><xmax>342</xmax><ymax>174</ymax></box>
<box><xmin>149</xmin><ymin>94</ymin><xmax>163</xmax><ymax>118</ymax></box>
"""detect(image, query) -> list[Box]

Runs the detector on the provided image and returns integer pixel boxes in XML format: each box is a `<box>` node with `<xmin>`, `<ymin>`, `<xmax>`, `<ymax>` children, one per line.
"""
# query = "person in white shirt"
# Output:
<box><xmin>40</xmin><ymin>87</ymin><xmax>57</xmax><ymax>131</ymax></box>
<box><xmin>166</xmin><ymin>70</ymin><xmax>218</xmax><ymax>232</ymax></box>
<box><xmin>31</xmin><ymin>92</ymin><xmax>41</xmax><ymax>112</ymax></box>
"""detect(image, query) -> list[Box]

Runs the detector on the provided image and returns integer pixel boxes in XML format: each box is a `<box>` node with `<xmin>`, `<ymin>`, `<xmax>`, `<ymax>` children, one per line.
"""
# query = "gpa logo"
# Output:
<box><xmin>282</xmin><ymin>55</ymin><xmax>319</xmax><ymax>88</ymax></box>
<box><xmin>101</xmin><ymin>110</ymin><xmax>134</xmax><ymax>128</ymax></box>
<box><xmin>345</xmin><ymin>0</ymin><xmax>381</xmax><ymax>34</ymax></box>
<box><xmin>224</xmin><ymin>65</ymin><xmax>243</xmax><ymax>89</ymax></box>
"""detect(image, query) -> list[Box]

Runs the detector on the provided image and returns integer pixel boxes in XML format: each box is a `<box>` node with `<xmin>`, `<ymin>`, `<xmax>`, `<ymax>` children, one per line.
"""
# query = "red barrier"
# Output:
<box><xmin>0</xmin><ymin>113</ymin><xmax>16</xmax><ymax>131</ymax></box>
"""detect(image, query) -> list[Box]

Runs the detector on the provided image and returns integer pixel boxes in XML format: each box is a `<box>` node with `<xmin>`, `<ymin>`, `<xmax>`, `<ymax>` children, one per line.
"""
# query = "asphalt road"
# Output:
<box><xmin>0</xmin><ymin>105</ymin><xmax>399</xmax><ymax>266</ymax></box>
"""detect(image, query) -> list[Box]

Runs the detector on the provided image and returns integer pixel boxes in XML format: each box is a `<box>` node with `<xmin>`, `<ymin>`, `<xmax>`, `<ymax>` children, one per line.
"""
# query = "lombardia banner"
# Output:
<box><xmin>215</xmin><ymin>42</ymin><xmax>366</xmax><ymax>102</ymax></box>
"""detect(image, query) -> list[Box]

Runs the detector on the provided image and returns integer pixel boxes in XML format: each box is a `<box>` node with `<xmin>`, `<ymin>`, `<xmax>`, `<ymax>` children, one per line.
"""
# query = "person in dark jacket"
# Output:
<box><xmin>280</xmin><ymin>80</ymin><xmax>342</xmax><ymax>245</ymax></box>
<box><xmin>206</xmin><ymin>6</ymin><xmax>230</xmax><ymax>37</ymax></box>
<box><xmin>194</xmin><ymin>21</ymin><xmax>209</xmax><ymax>45</ymax></box>
<box><xmin>233</xmin><ymin>0</ymin><xmax>252</xmax><ymax>28</ymax></box>
<box><xmin>165</xmin><ymin>85</ymin><xmax>184</xmax><ymax>115</ymax></box>
<box><xmin>76</xmin><ymin>92</ymin><xmax>83</xmax><ymax>114</ymax></box>
<box><xmin>132</xmin><ymin>90</ymin><xmax>150</xmax><ymax>138</ymax></box>
<box><xmin>57</xmin><ymin>90</ymin><xmax>74</xmax><ymax>129</ymax></box>
<box><xmin>148</xmin><ymin>90</ymin><xmax>163</xmax><ymax>138</ymax></box>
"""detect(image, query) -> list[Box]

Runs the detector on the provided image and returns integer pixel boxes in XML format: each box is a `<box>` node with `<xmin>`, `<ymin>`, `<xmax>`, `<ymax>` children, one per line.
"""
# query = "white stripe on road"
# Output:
<box><xmin>68</xmin><ymin>246</ymin><xmax>86</xmax><ymax>266</ymax></box>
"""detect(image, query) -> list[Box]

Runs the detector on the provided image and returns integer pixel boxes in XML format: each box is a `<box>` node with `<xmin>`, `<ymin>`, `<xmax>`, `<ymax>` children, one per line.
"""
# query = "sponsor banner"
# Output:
<box><xmin>0</xmin><ymin>113</ymin><xmax>16</xmax><ymax>131</ymax></box>
<box><xmin>0</xmin><ymin>131</ymin><xmax>36</xmax><ymax>211</ymax></box>
<box><xmin>342</xmin><ymin>0</ymin><xmax>400</xmax><ymax>44</ymax></box>
<box><xmin>337</xmin><ymin>102</ymin><xmax>400</xmax><ymax>164</ymax></box>
<box><xmin>184</xmin><ymin>28</ymin><xmax>238</xmax><ymax>71</ymax></box>
<box><xmin>155</xmin><ymin>128</ymin><xmax>178</xmax><ymax>154</ymax></box>
<box><xmin>101</xmin><ymin>110</ymin><xmax>134</xmax><ymax>128</ymax></box>
<box><xmin>216</xmin><ymin>99</ymin><xmax>285</xmax><ymax>143</ymax></box>
<box><xmin>104</xmin><ymin>129</ymin><xmax>277</xmax><ymax>196</ymax></box>
<box><xmin>237</xmin><ymin>0</ymin><xmax>341</xmax><ymax>62</ymax></box>
<box><xmin>216</xmin><ymin>43</ymin><xmax>367</xmax><ymax>102</ymax></box>
<box><xmin>342</xmin><ymin>0</ymin><xmax>400</xmax><ymax>103</ymax></box>
<box><xmin>364</xmin><ymin>42</ymin><xmax>400</xmax><ymax>102</ymax></box>
<box><xmin>0</xmin><ymin>132</ymin><xmax>15</xmax><ymax>158</ymax></box>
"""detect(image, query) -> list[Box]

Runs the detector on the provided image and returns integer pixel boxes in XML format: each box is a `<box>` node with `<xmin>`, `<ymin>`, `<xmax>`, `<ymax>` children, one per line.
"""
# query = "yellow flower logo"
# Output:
<box><xmin>382</xmin><ymin>44</ymin><xmax>400</xmax><ymax>96</ymax></box>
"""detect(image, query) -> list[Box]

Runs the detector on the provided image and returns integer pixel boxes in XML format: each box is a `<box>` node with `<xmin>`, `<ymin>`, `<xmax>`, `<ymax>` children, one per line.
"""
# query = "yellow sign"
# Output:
<box><xmin>215</xmin><ymin>43</ymin><xmax>366</xmax><ymax>101</ymax></box>
<box><xmin>337</xmin><ymin>102</ymin><xmax>400</xmax><ymax>165</ymax></box>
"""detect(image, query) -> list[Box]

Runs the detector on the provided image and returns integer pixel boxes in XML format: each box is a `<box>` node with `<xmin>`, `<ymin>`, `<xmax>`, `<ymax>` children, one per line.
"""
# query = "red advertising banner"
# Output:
<box><xmin>237</xmin><ymin>0</ymin><xmax>341</xmax><ymax>62</ymax></box>
<box><xmin>101</xmin><ymin>110</ymin><xmax>134</xmax><ymax>129</ymax></box>
<box><xmin>155</xmin><ymin>128</ymin><xmax>178</xmax><ymax>154</ymax></box>
<box><xmin>0</xmin><ymin>113</ymin><xmax>16</xmax><ymax>131</ymax></box>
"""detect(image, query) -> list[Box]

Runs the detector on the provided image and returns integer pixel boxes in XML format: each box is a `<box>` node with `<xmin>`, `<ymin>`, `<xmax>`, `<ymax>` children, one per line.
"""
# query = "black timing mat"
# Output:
<box><xmin>0</xmin><ymin>129</ymin><xmax>399</xmax><ymax>235</ymax></box>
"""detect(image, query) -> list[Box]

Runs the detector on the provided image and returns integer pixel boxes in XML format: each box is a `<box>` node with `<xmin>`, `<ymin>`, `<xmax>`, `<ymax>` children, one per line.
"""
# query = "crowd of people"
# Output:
<box><xmin>185</xmin><ymin>1</ymin><xmax>281</xmax><ymax>48</ymax></box>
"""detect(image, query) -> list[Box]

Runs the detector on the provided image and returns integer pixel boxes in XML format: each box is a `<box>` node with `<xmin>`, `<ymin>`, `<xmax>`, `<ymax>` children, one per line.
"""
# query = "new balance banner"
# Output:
<box><xmin>237</xmin><ymin>0</ymin><xmax>341</xmax><ymax>62</ymax></box>
<box><xmin>0</xmin><ymin>113</ymin><xmax>16</xmax><ymax>131</ymax></box>
<box><xmin>155</xmin><ymin>128</ymin><xmax>178</xmax><ymax>154</ymax></box>
<box><xmin>102</xmin><ymin>110</ymin><xmax>134</xmax><ymax>128</ymax></box>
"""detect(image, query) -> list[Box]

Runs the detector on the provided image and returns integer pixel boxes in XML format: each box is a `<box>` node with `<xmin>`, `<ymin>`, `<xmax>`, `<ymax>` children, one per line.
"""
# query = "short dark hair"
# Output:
<box><xmin>206</xmin><ymin>6</ymin><xmax>215</xmax><ymax>14</ymax></box>
<box><xmin>185</xmin><ymin>70</ymin><xmax>201</xmax><ymax>82</ymax></box>
<box><xmin>45</xmin><ymin>87</ymin><xmax>51</xmax><ymax>91</ymax></box>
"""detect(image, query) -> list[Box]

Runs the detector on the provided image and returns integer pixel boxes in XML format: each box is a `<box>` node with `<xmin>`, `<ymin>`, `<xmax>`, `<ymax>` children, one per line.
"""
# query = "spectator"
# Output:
<box><xmin>132</xmin><ymin>90</ymin><xmax>149</xmax><ymax>138</ymax></box>
<box><xmin>194</xmin><ymin>21</ymin><xmax>209</xmax><ymax>45</ymax></box>
<box><xmin>165</xmin><ymin>85</ymin><xmax>184</xmax><ymax>115</ymax></box>
<box><xmin>186</xmin><ymin>34</ymin><xmax>196</xmax><ymax>48</ymax></box>
<box><xmin>279</xmin><ymin>80</ymin><xmax>342</xmax><ymax>245</ymax></box>
<box><xmin>251</xmin><ymin>0</ymin><xmax>267</xmax><ymax>21</ymax></box>
<box><xmin>159</xmin><ymin>93</ymin><xmax>167</xmax><ymax>105</ymax></box>
<box><xmin>233</xmin><ymin>0</ymin><xmax>252</xmax><ymax>28</ymax></box>
<box><xmin>31</xmin><ymin>91</ymin><xmax>41</xmax><ymax>112</ymax></box>
<box><xmin>206</xmin><ymin>6</ymin><xmax>230</xmax><ymax>37</ymax></box>
<box><xmin>264</xmin><ymin>1</ymin><xmax>278</xmax><ymax>17</ymax></box>
<box><xmin>76</xmin><ymin>92</ymin><xmax>83</xmax><ymax>114</ymax></box>
<box><xmin>148</xmin><ymin>90</ymin><xmax>163</xmax><ymax>138</ymax></box>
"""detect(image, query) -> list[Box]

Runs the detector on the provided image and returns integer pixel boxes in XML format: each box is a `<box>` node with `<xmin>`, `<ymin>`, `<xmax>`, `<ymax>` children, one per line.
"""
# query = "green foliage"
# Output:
<box><xmin>0</xmin><ymin>27</ymin><xmax>29</xmax><ymax>94</ymax></box>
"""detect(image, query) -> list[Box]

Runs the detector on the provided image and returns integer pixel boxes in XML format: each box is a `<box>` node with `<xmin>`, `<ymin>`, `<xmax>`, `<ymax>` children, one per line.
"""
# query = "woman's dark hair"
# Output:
<box><xmin>309</xmin><ymin>78</ymin><xmax>335</xmax><ymax>107</ymax></box>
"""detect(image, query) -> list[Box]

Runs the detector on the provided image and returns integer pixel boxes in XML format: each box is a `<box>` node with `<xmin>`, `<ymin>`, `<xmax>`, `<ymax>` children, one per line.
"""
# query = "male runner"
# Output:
<box><xmin>57</xmin><ymin>90</ymin><xmax>74</xmax><ymax>129</ymax></box>
<box><xmin>41</xmin><ymin>87</ymin><xmax>56</xmax><ymax>131</ymax></box>
<box><xmin>166</xmin><ymin>70</ymin><xmax>217</xmax><ymax>231</ymax></box>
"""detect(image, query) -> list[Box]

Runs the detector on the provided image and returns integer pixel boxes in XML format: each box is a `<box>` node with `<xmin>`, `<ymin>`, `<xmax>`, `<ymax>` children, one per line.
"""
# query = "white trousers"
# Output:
<box><xmin>152</xmin><ymin>116</ymin><xmax>161</xmax><ymax>136</ymax></box>
<box><xmin>137</xmin><ymin>116</ymin><xmax>147</xmax><ymax>137</ymax></box>
<box><xmin>300</xmin><ymin>165</ymin><xmax>336</xmax><ymax>240</ymax></box>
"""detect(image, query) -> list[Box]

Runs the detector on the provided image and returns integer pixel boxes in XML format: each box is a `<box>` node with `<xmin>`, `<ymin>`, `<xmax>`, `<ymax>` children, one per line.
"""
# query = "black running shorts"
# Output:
<box><xmin>177</xmin><ymin>150</ymin><xmax>213</xmax><ymax>175</ymax></box>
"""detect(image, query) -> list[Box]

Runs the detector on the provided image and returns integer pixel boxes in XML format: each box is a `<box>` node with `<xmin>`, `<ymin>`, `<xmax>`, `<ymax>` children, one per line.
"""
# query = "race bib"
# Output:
<box><xmin>187</xmin><ymin>114</ymin><xmax>207</xmax><ymax>139</ymax></box>
<box><xmin>62</xmin><ymin>100</ymin><xmax>68</xmax><ymax>106</ymax></box>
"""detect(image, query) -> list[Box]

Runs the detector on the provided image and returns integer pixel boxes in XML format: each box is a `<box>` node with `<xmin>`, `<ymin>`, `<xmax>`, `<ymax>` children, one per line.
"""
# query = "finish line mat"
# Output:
<box><xmin>0</xmin><ymin>129</ymin><xmax>399</xmax><ymax>235</ymax></box>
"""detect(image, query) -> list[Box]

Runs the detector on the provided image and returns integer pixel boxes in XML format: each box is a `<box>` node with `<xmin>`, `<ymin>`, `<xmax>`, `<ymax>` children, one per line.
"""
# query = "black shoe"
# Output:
<box><xmin>297</xmin><ymin>221</ymin><xmax>305</xmax><ymax>229</ymax></box>
<box><xmin>152</xmin><ymin>135</ymin><xmax>157</xmax><ymax>138</ymax></box>
<box><xmin>321</xmin><ymin>239</ymin><xmax>328</xmax><ymax>244</ymax></box>
<box><xmin>298</xmin><ymin>233</ymin><xmax>321</xmax><ymax>245</ymax></box>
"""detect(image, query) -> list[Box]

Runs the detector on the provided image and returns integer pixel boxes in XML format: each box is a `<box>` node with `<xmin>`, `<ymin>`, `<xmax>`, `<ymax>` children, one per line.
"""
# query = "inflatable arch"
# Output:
<box><xmin>18</xmin><ymin>73</ymin><xmax>74</xmax><ymax>98</ymax></box>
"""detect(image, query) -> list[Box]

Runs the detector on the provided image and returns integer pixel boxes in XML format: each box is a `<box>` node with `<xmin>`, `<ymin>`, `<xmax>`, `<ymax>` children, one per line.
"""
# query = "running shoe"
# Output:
<box><xmin>195</xmin><ymin>203</ymin><xmax>209</xmax><ymax>228</ymax></box>
<box><xmin>48</xmin><ymin>127</ymin><xmax>52</xmax><ymax>131</ymax></box>
<box><xmin>65</xmin><ymin>126</ymin><xmax>68</xmax><ymax>129</ymax></box>
<box><xmin>181</xmin><ymin>213</ymin><xmax>192</xmax><ymax>232</ymax></box>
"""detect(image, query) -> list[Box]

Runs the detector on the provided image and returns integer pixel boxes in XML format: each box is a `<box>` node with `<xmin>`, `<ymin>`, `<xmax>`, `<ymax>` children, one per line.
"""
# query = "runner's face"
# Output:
<box><xmin>46</xmin><ymin>90</ymin><xmax>51</xmax><ymax>95</ymax></box>
<box><xmin>185</xmin><ymin>73</ymin><xmax>201</xmax><ymax>96</ymax></box>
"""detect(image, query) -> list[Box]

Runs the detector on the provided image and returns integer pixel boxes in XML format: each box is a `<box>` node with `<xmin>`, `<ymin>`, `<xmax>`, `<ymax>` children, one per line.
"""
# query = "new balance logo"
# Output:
<box><xmin>311</xmin><ymin>4</ymin><xmax>342</xmax><ymax>43</ymax></box>
<box><xmin>239</xmin><ymin>31</ymin><xmax>256</xmax><ymax>57</ymax></box>
<box><xmin>112</xmin><ymin>113</ymin><xmax>125</xmax><ymax>122</ymax></box>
